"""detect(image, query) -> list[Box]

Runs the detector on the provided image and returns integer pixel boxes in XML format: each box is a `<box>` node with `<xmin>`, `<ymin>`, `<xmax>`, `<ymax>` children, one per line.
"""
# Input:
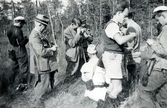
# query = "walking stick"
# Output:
<box><xmin>47</xmin><ymin>1</ymin><xmax>59</xmax><ymax>63</ymax></box>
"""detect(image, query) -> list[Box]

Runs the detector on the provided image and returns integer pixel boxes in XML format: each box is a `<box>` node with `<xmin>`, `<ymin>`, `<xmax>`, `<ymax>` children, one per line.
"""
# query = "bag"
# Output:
<box><xmin>38</xmin><ymin>56</ymin><xmax>50</xmax><ymax>72</ymax></box>
<box><xmin>8</xmin><ymin>49</ymin><xmax>16</xmax><ymax>61</ymax></box>
<box><xmin>66</xmin><ymin>47</ymin><xmax>78</xmax><ymax>62</ymax></box>
<box><xmin>141</xmin><ymin>58</ymin><xmax>156</xmax><ymax>86</ymax></box>
<box><xmin>85</xmin><ymin>79</ymin><xmax>94</xmax><ymax>91</ymax></box>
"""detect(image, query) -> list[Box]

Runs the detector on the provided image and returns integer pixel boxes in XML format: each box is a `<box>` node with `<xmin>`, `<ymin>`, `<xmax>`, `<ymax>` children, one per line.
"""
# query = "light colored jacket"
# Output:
<box><xmin>127</xmin><ymin>19</ymin><xmax>142</xmax><ymax>52</ymax></box>
<box><xmin>64</xmin><ymin>26</ymin><xmax>81</xmax><ymax>62</ymax></box>
<box><xmin>29</xmin><ymin>29</ymin><xmax>58</xmax><ymax>74</ymax></box>
<box><xmin>151</xmin><ymin>25</ymin><xmax>167</xmax><ymax>70</ymax></box>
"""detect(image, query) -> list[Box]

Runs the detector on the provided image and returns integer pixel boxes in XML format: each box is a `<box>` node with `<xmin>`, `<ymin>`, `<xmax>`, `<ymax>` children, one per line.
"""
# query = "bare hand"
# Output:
<box><xmin>146</xmin><ymin>39</ymin><xmax>154</xmax><ymax>45</ymax></box>
<box><xmin>50</xmin><ymin>44</ymin><xmax>58</xmax><ymax>51</ymax></box>
<box><xmin>77</xmin><ymin>27</ymin><xmax>82</xmax><ymax>35</ymax></box>
<box><xmin>127</xmin><ymin>47</ymin><xmax>133</xmax><ymax>50</ymax></box>
<box><xmin>24</xmin><ymin>36</ymin><xmax>28</xmax><ymax>39</ymax></box>
<box><xmin>129</xmin><ymin>32</ymin><xmax>137</xmax><ymax>37</ymax></box>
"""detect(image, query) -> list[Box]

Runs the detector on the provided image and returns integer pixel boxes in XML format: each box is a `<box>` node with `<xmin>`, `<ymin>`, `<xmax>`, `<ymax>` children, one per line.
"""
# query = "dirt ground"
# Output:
<box><xmin>0</xmin><ymin>75</ymin><xmax>133</xmax><ymax>108</ymax></box>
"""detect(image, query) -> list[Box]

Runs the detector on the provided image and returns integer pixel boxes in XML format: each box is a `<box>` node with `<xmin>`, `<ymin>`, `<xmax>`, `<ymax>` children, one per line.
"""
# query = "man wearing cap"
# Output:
<box><xmin>29</xmin><ymin>14</ymin><xmax>58</xmax><ymax>102</ymax></box>
<box><xmin>138</xmin><ymin>6</ymin><xmax>167</xmax><ymax>107</ymax></box>
<box><xmin>7</xmin><ymin>16</ymin><xmax>29</xmax><ymax>91</ymax></box>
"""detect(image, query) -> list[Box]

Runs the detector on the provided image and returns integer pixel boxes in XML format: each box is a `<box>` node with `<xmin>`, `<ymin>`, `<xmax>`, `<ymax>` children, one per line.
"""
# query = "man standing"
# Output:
<box><xmin>64</xmin><ymin>18</ymin><xmax>84</xmax><ymax>82</ymax></box>
<box><xmin>139</xmin><ymin>6</ymin><xmax>167</xmax><ymax>108</ymax></box>
<box><xmin>123</xmin><ymin>11</ymin><xmax>142</xmax><ymax>85</ymax></box>
<box><xmin>7</xmin><ymin>16</ymin><xmax>28</xmax><ymax>91</ymax></box>
<box><xmin>29</xmin><ymin>14</ymin><xmax>58</xmax><ymax>102</ymax></box>
<box><xmin>101</xmin><ymin>1</ymin><xmax>137</xmax><ymax>99</ymax></box>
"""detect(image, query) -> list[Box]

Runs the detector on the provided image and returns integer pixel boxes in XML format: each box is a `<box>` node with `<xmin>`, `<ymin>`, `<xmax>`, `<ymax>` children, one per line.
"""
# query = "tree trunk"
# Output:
<box><xmin>35</xmin><ymin>0</ymin><xmax>38</xmax><ymax>15</ymax></box>
<box><xmin>57</xmin><ymin>13</ymin><xmax>64</xmax><ymax>42</ymax></box>
<box><xmin>47</xmin><ymin>1</ymin><xmax>55</xmax><ymax>43</ymax></box>
<box><xmin>78</xmin><ymin>4</ymin><xmax>82</xmax><ymax>16</ymax></box>
<box><xmin>163</xmin><ymin>0</ymin><xmax>165</xmax><ymax>5</ymax></box>
<box><xmin>112</xmin><ymin>0</ymin><xmax>115</xmax><ymax>14</ymax></box>
<box><xmin>11</xmin><ymin>0</ymin><xmax>15</xmax><ymax>22</ymax></box>
<box><xmin>86</xmin><ymin>0</ymin><xmax>89</xmax><ymax>22</ymax></box>
<box><xmin>99</xmin><ymin>0</ymin><xmax>102</xmax><ymax>35</ymax></box>
<box><xmin>47</xmin><ymin>1</ymin><xmax>59</xmax><ymax>63</ymax></box>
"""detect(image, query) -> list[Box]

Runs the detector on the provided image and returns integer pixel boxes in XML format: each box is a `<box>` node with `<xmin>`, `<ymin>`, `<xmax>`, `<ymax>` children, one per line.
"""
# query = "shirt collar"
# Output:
<box><xmin>127</xmin><ymin>19</ymin><xmax>134</xmax><ymax>27</ymax></box>
<box><xmin>111</xmin><ymin>18</ymin><xmax>119</xmax><ymax>25</ymax></box>
<box><xmin>34</xmin><ymin>28</ymin><xmax>41</xmax><ymax>34</ymax></box>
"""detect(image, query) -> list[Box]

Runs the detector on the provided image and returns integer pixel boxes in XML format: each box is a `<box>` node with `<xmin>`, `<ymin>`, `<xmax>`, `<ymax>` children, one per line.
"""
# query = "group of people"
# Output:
<box><xmin>6</xmin><ymin>0</ymin><xmax>167</xmax><ymax>107</ymax></box>
<box><xmin>80</xmin><ymin>1</ymin><xmax>141</xmax><ymax>107</ymax></box>
<box><xmin>7</xmin><ymin>14</ymin><xmax>58</xmax><ymax>103</ymax></box>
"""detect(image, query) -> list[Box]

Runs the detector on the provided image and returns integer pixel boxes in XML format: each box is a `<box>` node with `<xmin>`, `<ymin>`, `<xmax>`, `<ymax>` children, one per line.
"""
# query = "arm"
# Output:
<box><xmin>126</xmin><ymin>27</ymin><xmax>140</xmax><ymax>51</ymax></box>
<box><xmin>64</xmin><ymin>27</ymin><xmax>81</xmax><ymax>48</ymax></box>
<box><xmin>16</xmin><ymin>28</ymin><xmax>29</xmax><ymax>47</ymax></box>
<box><xmin>113</xmin><ymin>32</ymin><xmax>136</xmax><ymax>45</ymax></box>
<box><xmin>105</xmin><ymin>23</ymin><xmax>136</xmax><ymax>45</ymax></box>
<box><xmin>32</xmin><ymin>35</ymin><xmax>54</xmax><ymax>57</ymax></box>
<box><xmin>150</xmin><ymin>40</ymin><xmax>167</xmax><ymax>59</ymax></box>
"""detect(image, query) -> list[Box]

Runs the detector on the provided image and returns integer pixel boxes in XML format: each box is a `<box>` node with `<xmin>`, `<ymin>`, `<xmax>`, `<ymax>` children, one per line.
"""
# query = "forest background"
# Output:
<box><xmin>0</xmin><ymin>0</ymin><xmax>166</xmax><ymax>108</ymax></box>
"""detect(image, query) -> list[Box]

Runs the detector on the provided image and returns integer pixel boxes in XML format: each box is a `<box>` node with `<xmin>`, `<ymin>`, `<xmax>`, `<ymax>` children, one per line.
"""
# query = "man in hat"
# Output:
<box><xmin>7</xmin><ymin>16</ymin><xmax>29</xmax><ymax>91</ymax></box>
<box><xmin>138</xmin><ymin>6</ymin><xmax>167</xmax><ymax>107</ymax></box>
<box><xmin>29</xmin><ymin>14</ymin><xmax>58</xmax><ymax>102</ymax></box>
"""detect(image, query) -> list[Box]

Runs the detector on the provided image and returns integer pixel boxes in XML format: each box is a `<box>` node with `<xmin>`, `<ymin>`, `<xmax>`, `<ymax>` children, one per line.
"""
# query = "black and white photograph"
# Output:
<box><xmin>0</xmin><ymin>0</ymin><xmax>167</xmax><ymax>108</ymax></box>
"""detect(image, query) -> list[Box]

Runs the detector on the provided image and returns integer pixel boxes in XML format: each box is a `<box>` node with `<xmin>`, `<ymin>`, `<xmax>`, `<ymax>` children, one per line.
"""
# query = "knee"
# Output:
<box><xmin>117</xmin><ymin>84</ymin><xmax>122</xmax><ymax>94</ymax></box>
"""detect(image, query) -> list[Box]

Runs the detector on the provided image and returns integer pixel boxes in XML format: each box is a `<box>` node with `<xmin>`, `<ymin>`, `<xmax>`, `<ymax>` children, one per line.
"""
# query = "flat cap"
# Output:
<box><xmin>14</xmin><ymin>16</ymin><xmax>26</xmax><ymax>23</ymax></box>
<box><xmin>14</xmin><ymin>16</ymin><xmax>25</xmax><ymax>21</ymax></box>
<box><xmin>152</xmin><ymin>6</ymin><xmax>167</xmax><ymax>18</ymax></box>
<box><xmin>153</xmin><ymin>6</ymin><xmax>167</xmax><ymax>13</ymax></box>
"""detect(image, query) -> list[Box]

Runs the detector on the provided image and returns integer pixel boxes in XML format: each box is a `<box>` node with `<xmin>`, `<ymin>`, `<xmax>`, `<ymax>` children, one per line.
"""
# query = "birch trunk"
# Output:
<box><xmin>47</xmin><ymin>1</ymin><xmax>59</xmax><ymax>63</ymax></box>
<box><xmin>11</xmin><ymin>0</ymin><xmax>15</xmax><ymax>22</ymax></box>
<box><xmin>163</xmin><ymin>0</ymin><xmax>165</xmax><ymax>5</ymax></box>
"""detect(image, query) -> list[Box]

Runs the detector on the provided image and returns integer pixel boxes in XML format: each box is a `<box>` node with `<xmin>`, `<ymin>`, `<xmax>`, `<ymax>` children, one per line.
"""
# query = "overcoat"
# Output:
<box><xmin>29</xmin><ymin>29</ymin><xmax>58</xmax><ymax>74</ymax></box>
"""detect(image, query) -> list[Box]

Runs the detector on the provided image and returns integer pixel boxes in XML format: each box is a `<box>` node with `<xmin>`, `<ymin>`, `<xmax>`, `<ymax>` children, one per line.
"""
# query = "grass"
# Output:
<box><xmin>0</xmin><ymin>33</ymin><xmax>156</xmax><ymax>108</ymax></box>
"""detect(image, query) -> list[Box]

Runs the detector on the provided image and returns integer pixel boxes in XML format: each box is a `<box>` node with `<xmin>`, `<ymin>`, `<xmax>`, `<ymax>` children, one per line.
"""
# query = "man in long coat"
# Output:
<box><xmin>29</xmin><ymin>14</ymin><xmax>58</xmax><ymax>102</ymax></box>
<box><xmin>64</xmin><ymin>18</ymin><xmax>84</xmax><ymax>82</ymax></box>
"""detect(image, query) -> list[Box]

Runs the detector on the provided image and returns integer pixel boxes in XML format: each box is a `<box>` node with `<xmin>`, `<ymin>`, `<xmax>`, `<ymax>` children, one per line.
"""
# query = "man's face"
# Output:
<box><xmin>72</xmin><ymin>23</ymin><xmax>79</xmax><ymax>29</ymax></box>
<box><xmin>123</xmin><ymin>17</ymin><xmax>128</xmax><ymax>25</ymax></box>
<box><xmin>155</xmin><ymin>11</ymin><xmax>167</xmax><ymax>26</ymax></box>
<box><xmin>118</xmin><ymin>8</ymin><xmax>129</xmax><ymax>23</ymax></box>
<box><xmin>86</xmin><ymin>28</ymin><xmax>91</xmax><ymax>35</ymax></box>
<box><xmin>40</xmin><ymin>24</ymin><xmax>47</xmax><ymax>33</ymax></box>
<box><xmin>19</xmin><ymin>21</ymin><xmax>25</xmax><ymax>28</ymax></box>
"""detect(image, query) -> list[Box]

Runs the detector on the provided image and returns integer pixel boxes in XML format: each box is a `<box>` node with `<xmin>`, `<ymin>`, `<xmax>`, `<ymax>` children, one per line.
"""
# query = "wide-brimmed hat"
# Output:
<box><xmin>35</xmin><ymin>14</ymin><xmax>49</xmax><ymax>25</ymax></box>
<box><xmin>152</xmin><ymin>6</ymin><xmax>167</xmax><ymax>18</ymax></box>
<box><xmin>87</xmin><ymin>44</ymin><xmax>97</xmax><ymax>54</ymax></box>
<box><xmin>14</xmin><ymin>16</ymin><xmax>26</xmax><ymax>23</ymax></box>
